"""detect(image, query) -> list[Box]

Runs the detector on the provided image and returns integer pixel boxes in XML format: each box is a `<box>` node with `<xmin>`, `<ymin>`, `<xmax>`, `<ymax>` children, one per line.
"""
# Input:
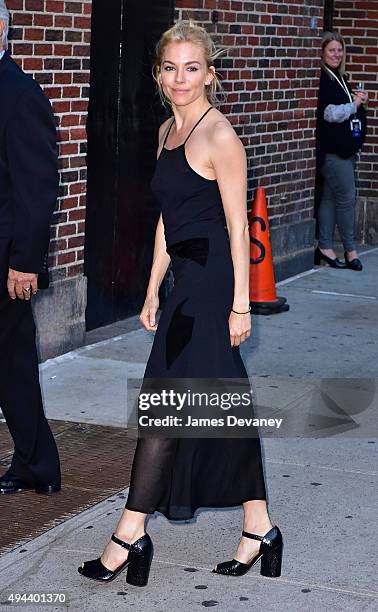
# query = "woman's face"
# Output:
<box><xmin>159</xmin><ymin>41</ymin><xmax>213</xmax><ymax>107</ymax></box>
<box><xmin>322</xmin><ymin>40</ymin><xmax>344</xmax><ymax>69</ymax></box>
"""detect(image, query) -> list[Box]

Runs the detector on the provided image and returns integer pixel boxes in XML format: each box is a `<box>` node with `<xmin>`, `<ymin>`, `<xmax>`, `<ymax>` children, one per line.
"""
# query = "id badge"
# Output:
<box><xmin>350</xmin><ymin>118</ymin><xmax>362</xmax><ymax>138</ymax></box>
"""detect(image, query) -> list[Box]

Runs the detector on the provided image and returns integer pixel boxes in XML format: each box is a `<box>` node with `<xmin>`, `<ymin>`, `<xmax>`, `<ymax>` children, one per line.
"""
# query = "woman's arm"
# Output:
<box><xmin>324</xmin><ymin>88</ymin><xmax>367</xmax><ymax>123</ymax></box>
<box><xmin>140</xmin><ymin>213</ymin><xmax>171</xmax><ymax>331</ymax></box>
<box><xmin>324</xmin><ymin>102</ymin><xmax>356</xmax><ymax>123</ymax></box>
<box><xmin>320</xmin><ymin>70</ymin><xmax>367</xmax><ymax>123</ymax></box>
<box><xmin>209</xmin><ymin>122</ymin><xmax>251</xmax><ymax>347</ymax></box>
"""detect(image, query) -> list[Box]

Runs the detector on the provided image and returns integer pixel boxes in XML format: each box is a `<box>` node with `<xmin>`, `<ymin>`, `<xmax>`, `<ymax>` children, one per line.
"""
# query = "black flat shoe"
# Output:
<box><xmin>78</xmin><ymin>533</ymin><xmax>153</xmax><ymax>586</ymax></box>
<box><xmin>314</xmin><ymin>247</ymin><xmax>347</xmax><ymax>268</ymax></box>
<box><xmin>212</xmin><ymin>526</ymin><xmax>283</xmax><ymax>578</ymax></box>
<box><xmin>344</xmin><ymin>252</ymin><xmax>363</xmax><ymax>271</ymax></box>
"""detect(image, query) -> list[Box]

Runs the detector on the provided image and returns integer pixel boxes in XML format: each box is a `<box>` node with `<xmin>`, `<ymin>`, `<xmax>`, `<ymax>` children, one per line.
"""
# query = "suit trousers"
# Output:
<box><xmin>0</xmin><ymin>238</ymin><xmax>60</xmax><ymax>484</ymax></box>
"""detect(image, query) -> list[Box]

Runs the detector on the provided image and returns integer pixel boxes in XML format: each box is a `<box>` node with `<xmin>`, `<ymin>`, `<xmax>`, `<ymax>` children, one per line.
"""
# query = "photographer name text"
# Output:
<box><xmin>139</xmin><ymin>415</ymin><xmax>283</xmax><ymax>428</ymax></box>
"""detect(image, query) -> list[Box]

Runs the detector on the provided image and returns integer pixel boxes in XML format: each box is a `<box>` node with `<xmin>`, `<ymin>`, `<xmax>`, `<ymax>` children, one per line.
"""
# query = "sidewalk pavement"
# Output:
<box><xmin>0</xmin><ymin>249</ymin><xmax>377</xmax><ymax>611</ymax></box>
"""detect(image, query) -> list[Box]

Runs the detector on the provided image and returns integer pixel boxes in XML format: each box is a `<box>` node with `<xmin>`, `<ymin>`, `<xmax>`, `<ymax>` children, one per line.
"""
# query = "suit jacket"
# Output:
<box><xmin>0</xmin><ymin>51</ymin><xmax>58</xmax><ymax>276</ymax></box>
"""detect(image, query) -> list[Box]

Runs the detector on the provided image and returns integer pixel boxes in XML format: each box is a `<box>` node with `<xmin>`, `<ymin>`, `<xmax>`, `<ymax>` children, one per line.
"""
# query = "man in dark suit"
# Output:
<box><xmin>0</xmin><ymin>3</ymin><xmax>61</xmax><ymax>494</ymax></box>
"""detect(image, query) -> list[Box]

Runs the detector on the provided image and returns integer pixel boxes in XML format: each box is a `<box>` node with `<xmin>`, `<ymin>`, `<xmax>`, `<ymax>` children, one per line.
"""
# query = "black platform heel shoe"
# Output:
<box><xmin>344</xmin><ymin>251</ymin><xmax>363</xmax><ymax>271</ymax></box>
<box><xmin>126</xmin><ymin>533</ymin><xmax>154</xmax><ymax>587</ymax></box>
<box><xmin>314</xmin><ymin>247</ymin><xmax>346</xmax><ymax>269</ymax></box>
<box><xmin>212</xmin><ymin>526</ymin><xmax>283</xmax><ymax>578</ymax></box>
<box><xmin>78</xmin><ymin>533</ymin><xmax>153</xmax><ymax>586</ymax></box>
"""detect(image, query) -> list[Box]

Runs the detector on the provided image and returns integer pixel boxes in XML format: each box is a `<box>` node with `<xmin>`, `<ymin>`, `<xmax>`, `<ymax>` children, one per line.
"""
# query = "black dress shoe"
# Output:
<box><xmin>344</xmin><ymin>252</ymin><xmax>363</xmax><ymax>271</ymax></box>
<box><xmin>0</xmin><ymin>474</ymin><xmax>61</xmax><ymax>495</ymax></box>
<box><xmin>314</xmin><ymin>247</ymin><xmax>347</xmax><ymax>268</ymax></box>
<box><xmin>212</xmin><ymin>526</ymin><xmax>283</xmax><ymax>578</ymax></box>
<box><xmin>35</xmin><ymin>483</ymin><xmax>61</xmax><ymax>495</ymax></box>
<box><xmin>0</xmin><ymin>476</ymin><xmax>33</xmax><ymax>494</ymax></box>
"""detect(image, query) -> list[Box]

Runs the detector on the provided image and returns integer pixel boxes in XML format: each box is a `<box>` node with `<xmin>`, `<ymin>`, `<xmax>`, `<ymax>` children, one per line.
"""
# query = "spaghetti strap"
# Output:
<box><xmin>183</xmin><ymin>106</ymin><xmax>214</xmax><ymax>145</ymax></box>
<box><xmin>162</xmin><ymin>106</ymin><xmax>214</xmax><ymax>150</ymax></box>
<box><xmin>162</xmin><ymin>118</ymin><xmax>175</xmax><ymax>148</ymax></box>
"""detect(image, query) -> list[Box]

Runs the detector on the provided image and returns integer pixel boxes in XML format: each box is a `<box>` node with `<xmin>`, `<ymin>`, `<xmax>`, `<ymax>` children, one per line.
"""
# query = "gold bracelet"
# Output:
<box><xmin>231</xmin><ymin>306</ymin><xmax>251</xmax><ymax>315</ymax></box>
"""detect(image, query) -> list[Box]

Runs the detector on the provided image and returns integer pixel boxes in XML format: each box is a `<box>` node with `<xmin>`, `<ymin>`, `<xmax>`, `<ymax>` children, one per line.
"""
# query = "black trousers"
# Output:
<box><xmin>0</xmin><ymin>238</ymin><xmax>60</xmax><ymax>484</ymax></box>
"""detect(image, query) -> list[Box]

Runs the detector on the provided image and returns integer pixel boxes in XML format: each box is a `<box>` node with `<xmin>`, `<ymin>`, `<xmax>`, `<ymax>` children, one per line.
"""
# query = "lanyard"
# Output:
<box><xmin>323</xmin><ymin>65</ymin><xmax>353</xmax><ymax>104</ymax></box>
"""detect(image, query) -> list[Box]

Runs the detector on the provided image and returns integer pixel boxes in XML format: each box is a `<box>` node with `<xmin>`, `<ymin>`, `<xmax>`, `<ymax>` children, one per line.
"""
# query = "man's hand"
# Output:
<box><xmin>7</xmin><ymin>269</ymin><xmax>38</xmax><ymax>301</ymax></box>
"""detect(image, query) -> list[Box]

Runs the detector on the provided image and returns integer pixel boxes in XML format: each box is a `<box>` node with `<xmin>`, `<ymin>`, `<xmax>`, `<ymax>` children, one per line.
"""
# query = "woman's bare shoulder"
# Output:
<box><xmin>208</xmin><ymin>109</ymin><xmax>242</xmax><ymax>148</ymax></box>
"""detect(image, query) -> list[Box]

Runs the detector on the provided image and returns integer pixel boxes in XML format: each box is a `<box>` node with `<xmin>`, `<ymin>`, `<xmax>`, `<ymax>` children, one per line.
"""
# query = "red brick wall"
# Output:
<box><xmin>6</xmin><ymin>1</ymin><xmax>376</xmax><ymax>290</ymax></box>
<box><xmin>175</xmin><ymin>0</ymin><xmax>324</xmax><ymax>229</ymax></box>
<box><xmin>7</xmin><ymin>0</ymin><xmax>91</xmax><ymax>280</ymax></box>
<box><xmin>333</xmin><ymin>0</ymin><xmax>378</xmax><ymax>204</ymax></box>
<box><xmin>7</xmin><ymin>0</ymin><xmax>327</xmax><ymax>277</ymax></box>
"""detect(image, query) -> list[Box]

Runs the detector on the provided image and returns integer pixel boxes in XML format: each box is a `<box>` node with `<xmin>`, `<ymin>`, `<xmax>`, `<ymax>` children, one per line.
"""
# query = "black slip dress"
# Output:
<box><xmin>125</xmin><ymin>107</ymin><xmax>266</xmax><ymax>520</ymax></box>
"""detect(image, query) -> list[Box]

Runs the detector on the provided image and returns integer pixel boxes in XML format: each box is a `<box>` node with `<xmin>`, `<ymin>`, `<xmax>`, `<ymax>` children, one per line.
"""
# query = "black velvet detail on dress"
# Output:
<box><xmin>166</xmin><ymin>299</ymin><xmax>194</xmax><ymax>370</ymax></box>
<box><xmin>168</xmin><ymin>237</ymin><xmax>209</xmax><ymax>267</ymax></box>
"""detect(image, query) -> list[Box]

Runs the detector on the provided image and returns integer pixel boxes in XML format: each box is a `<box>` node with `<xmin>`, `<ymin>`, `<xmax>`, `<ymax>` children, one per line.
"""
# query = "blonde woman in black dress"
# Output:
<box><xmin>79</xmin><ymin>20</ymin><xmax>283</xmax><ymax>586</ymax></box>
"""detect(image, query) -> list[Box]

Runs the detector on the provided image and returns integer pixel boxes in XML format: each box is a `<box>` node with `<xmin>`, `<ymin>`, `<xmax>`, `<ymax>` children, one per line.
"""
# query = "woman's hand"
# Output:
<box><xmin>353</xmin><ymin>89</ymin><xmax>368</xmax><ymax>107</ymax></box>
<box><xmin>229</xmin><ymin>311</ymin><xmax>252</xmax><ymax>347</ymax></box>
<box><xmin>140</xmin><ymin>294</ymin><xmax>159</xmax><ymax>332</ymax></box>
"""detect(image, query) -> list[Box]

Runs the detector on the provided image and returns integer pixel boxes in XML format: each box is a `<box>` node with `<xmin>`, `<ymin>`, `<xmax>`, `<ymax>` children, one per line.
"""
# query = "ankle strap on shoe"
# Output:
<box><xmin>111</xmin><ymin>533</ymin><xmax>131</xmax><ymax>550</ymax></box>
<box><xmin>242</xmin><ymin>530</ymin><xmax>264</xmax><ymax>541</ymax></box>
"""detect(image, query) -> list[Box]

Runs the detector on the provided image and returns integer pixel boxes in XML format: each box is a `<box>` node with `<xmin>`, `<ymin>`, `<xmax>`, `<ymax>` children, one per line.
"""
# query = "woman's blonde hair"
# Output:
<box><xmin>321</xmin><ymin>31</ymin><xmax>346</xmax><ymax>75</ymax></box>
<box><xmin>152</xmin><ymin>20</ymin><xmax>228</xmax><ymax>107</ymax></box>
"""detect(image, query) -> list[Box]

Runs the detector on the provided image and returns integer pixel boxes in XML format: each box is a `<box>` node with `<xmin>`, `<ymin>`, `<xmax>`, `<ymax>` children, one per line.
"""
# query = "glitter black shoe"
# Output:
<box><xmin>78</xmin><ymin>533</ymin><xmax>153</xmax><ymax>586</ymax></box>
<box><xmin>212</xmin><ymin>526</ymin><xmax>283</xmax><ymax>578</ymax></box>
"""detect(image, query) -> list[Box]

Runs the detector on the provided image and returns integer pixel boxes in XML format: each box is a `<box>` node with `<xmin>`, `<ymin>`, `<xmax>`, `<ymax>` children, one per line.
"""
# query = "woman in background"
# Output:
<box><xmin>315</xmin><ymin>31</ymin><xmax>368</xmax><ymax>271</ymax></box>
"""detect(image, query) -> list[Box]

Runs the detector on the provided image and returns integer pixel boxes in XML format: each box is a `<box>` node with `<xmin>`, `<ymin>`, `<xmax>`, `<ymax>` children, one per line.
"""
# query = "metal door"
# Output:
<box><xmin>85</xmin><ymin>0</ymin><xmax>174</xmax><ymax>330</ymax></box>
<box><xmin>324</xmin><ymin>0</ymin><xmax>335</xmax><ymax>31</ymax></box>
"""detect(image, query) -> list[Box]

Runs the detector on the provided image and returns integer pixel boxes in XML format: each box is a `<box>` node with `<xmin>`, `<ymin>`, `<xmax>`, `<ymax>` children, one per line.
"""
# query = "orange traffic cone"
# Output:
<box><xmin>249</xmin><ymin>188</ymin><xmax>289</xmax><ymax>315</ymax></box>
